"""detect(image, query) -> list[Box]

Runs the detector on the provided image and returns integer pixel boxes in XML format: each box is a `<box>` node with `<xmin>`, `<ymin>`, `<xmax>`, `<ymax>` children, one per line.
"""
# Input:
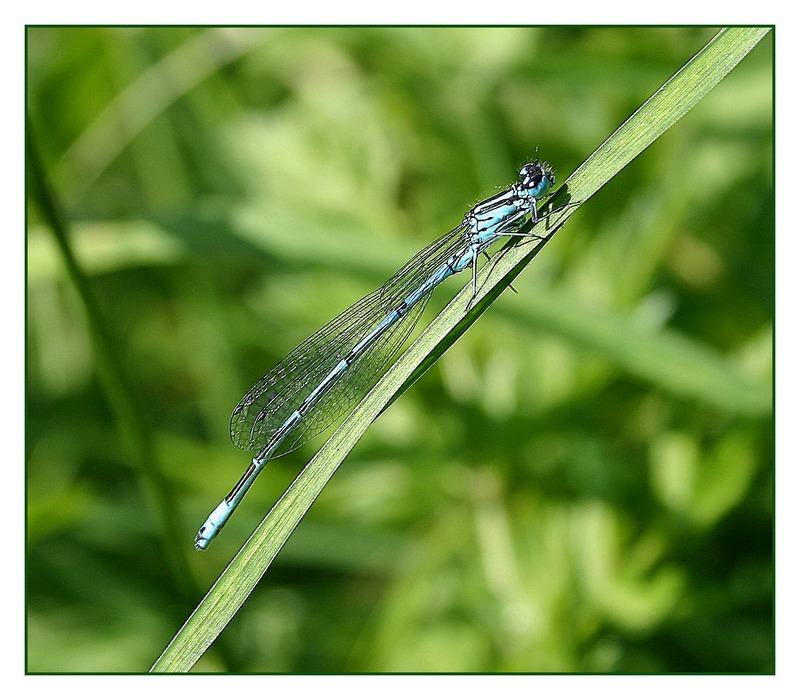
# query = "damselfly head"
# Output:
<box><xmin>519</xmin><ymin>160</ymin><xmax>556</xmax><ymax>198</ymax></box>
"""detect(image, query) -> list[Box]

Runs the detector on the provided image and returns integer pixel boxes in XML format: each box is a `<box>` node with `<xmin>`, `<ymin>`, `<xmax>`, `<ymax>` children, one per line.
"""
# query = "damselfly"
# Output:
<box><xmin>196</xmin><ymin>160</ymin><xmax>561</xmax><ymax>550</ymax></box>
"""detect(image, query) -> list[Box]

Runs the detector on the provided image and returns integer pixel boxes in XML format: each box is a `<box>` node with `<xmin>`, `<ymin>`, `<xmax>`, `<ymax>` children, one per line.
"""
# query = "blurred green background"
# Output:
<box><xmin>26</xmin><ymin>27</ymin><xmax>773</xmax><ymax>673</ymax></box>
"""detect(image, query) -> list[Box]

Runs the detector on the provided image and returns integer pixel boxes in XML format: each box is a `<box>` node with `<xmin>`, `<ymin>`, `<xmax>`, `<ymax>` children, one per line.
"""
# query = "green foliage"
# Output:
<box><xmin>27</xmin><ymin>27</ymin><xmax>773</xmax><ymax>673</ymax></box>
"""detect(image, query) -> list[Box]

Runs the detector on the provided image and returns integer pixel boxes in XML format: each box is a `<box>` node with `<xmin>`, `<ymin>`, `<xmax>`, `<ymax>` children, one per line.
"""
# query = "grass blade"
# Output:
<box><xmin>151</xmin><ymin>27</ymin><xmax>769</xmax><ymax>673</ymax></box>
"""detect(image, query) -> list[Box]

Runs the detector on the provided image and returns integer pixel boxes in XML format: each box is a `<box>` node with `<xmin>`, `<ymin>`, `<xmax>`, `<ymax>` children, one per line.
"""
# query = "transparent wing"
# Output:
<box><xmin>230</xmin><ymin>221</ymin><xmax>470</xmax><ymax>455</ymax></box>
